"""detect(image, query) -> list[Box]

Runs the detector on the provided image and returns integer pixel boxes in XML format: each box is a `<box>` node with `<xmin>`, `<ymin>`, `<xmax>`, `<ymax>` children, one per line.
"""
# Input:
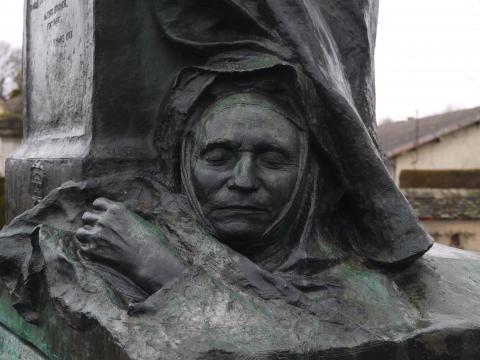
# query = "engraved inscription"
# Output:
<box><xmin>31</xmin><ymin>0</ymin><xmax>47</xmax><ymax>10</ymax></box>
<box><xmin>47</xmin><ymin>16</ymin><xmax>61</xmax><ymax>30</ymax></box>
<box><xmin>44</xmin><ymin>8</ymin><xmax>54</xmax><ymax>20</ymax></box>
<box><xmin>28</xmin><ymin>0</ymin><xmax>90</xmax><ymax>136</ymax></box>
<box><xmin>54</xmin><ymin>34</ymin><xmax>65</xmax><ymax>45</ymax></box>
<box><xmin>44</xmin><ymin>0</ymin><xmax>68</xmax><ymax>21</ymax></box>
<box><xmin>44</xmin><ymin>0</ymin><xmax>69</xmax><ymax>35</ymax></box>
<box><xmin>34</xmin><ymin>0</ymin><xmax>74</xmax><ymax>47</ymax></box>
<box><xmin>53</xmin><ymin>30</ymin><xmax>73</xmax><ymax>46</ymax></box>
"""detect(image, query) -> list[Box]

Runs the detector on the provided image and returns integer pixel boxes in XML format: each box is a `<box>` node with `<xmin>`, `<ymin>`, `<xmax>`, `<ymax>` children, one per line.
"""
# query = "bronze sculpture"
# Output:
<box><xmin>0</xmin><ymin>0</ymin><xmax>479</xmax><ymax>359</ymax></box>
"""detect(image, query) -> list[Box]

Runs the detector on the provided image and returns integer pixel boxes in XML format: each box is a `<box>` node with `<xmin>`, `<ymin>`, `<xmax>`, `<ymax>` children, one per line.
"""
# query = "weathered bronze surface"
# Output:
<box><xmin>1</xmin><ymin>1</ymin><xmax>479</xmax><ymax>359</ymax></box>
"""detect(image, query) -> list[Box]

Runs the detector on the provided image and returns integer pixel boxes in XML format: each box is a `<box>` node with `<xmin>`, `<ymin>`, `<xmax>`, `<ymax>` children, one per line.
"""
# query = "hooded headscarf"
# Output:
<box><xmin>152</xmin><ymin>0</ymin><xmax>432</xmax><ymax>265</ymax></box>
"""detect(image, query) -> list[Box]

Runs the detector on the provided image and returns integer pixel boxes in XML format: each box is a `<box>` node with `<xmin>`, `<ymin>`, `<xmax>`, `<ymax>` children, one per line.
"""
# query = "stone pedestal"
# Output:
<box><xmin>6</xmin><ymin>0</ymin><xmax>188</xmax><ymax>221</ymax></box>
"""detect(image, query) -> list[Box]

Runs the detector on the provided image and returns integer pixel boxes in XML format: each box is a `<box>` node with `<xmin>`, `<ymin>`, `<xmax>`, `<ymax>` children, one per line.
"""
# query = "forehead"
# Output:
<box><xmin>196</xmin><ymin>103</ymin><xmax>300</xmax><ymax>148</ymax></box>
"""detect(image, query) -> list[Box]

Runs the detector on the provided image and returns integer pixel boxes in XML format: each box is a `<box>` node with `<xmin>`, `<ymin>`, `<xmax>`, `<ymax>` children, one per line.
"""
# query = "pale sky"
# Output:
<box><xmin>0</xmin><ymin>0</ymin><xmax>479</xmax><ymax>122</ymax></box>
<box><xmin>375</xmin><ymin>0</ymin><xmax>480</xmax><ymax>121</ymax></box>
<box><xmin>0</xmin><ymin>1</ymin><xmax>23</xmax><ymax>48</ymax></box>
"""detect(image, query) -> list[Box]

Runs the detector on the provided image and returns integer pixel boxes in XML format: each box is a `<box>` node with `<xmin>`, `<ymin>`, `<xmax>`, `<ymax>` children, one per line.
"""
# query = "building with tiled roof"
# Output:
<box><xmin>378</xmin><ymin>106</ymin><xmax>480</xmax><ymax>251</ymax></box>
<box><xmin>378</xmin><ymin>107</ymin><xmax>480</xmax><ymax>159</ymax></box>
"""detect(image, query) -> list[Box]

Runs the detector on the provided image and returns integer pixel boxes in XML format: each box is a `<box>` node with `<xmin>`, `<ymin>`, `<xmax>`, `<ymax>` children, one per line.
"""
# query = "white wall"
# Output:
<box><xmin>394</xmin><ymin>123</ymin><xmax>480</xmax><ymax>183</ymax></box>
<box><xmin>423</xmin><ymin>220</ymin><xmax>480</xmax><ymax>251</ymax></box>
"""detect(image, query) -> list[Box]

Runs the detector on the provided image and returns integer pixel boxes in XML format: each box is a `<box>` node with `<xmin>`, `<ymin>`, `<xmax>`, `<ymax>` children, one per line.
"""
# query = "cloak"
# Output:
<box><xmin>153</xmin><ymin>0</ymin><xmax>433</xmax><ymax>264</ymax></box>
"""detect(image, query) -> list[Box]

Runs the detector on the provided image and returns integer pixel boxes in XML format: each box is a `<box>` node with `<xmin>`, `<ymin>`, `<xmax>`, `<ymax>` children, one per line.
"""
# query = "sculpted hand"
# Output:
<box><xmin>76</xmin><ymin>198</ymin><xmax>186</xmax><ymax>294</ymax></box>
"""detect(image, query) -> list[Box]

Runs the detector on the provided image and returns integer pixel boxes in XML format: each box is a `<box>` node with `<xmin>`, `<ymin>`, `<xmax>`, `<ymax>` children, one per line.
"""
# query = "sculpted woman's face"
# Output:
<box><xmin>191</xmin><ymin>95</ymin><xmax>301</xmax><ymax>249</ymax></box>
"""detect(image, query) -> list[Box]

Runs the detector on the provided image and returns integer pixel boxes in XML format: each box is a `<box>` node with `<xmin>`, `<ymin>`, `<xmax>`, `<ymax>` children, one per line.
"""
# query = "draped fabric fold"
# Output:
<box><xmin>153</xmin><ymin>0</ymin><xmax>432</xmax><ymax>264</ymax></box>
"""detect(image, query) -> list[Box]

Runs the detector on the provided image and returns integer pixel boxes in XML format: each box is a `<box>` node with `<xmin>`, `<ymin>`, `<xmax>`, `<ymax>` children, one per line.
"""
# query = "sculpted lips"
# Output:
<box><xmin>210</xmin><ymin>205</ymin><xmax>269</xmax><ymax>215</ymax></box>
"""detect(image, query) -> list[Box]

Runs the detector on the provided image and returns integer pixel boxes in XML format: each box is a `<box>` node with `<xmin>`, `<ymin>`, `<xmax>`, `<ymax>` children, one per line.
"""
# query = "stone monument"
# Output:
<box><xmin>1</xmin><ymin>1</ymin><xmax>480</xmax><ymax>359</ymax></box>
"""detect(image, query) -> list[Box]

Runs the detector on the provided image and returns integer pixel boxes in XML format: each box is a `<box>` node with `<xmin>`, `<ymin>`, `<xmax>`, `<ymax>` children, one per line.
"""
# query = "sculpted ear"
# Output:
<box><xmin>153</xmin><ymin>0</ymin><xmax>274</xmax><ymax>48</ymax></box>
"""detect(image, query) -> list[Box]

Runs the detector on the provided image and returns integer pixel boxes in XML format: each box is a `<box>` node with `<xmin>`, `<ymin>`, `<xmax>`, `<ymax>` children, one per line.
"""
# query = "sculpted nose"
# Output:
<box><xmin>227</xmin><ymin>154</ymin><xmax>259</xmax><ymax>192</ymax></box>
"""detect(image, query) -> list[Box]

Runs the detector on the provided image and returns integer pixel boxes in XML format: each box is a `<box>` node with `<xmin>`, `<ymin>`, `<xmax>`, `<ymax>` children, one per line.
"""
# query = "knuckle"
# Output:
<box><xmin>109</xmin><ymin>203</ymin><xmax>125</xmax><ymax>215</ymax></box>
<box><xmin>81</xmin><ymin>212</ymin><xmax>92</xmax><ymax>221</ymax></box>
<box><xmin>75</xmin><ymin>228</ymin><xmax>88</xmax><ymax>238</ymax></box>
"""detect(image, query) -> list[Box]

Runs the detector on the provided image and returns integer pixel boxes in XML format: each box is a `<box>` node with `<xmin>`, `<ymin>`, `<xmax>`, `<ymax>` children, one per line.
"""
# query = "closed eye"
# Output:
<box><xmin>202</xmin><ymin>147</ymin><xmax>236</xmax><ymax>165</ymax></box>
<box><xmin>258</xmin><ymin>151</ymin><xmax>293</xmax><ymax>169</ymax></box>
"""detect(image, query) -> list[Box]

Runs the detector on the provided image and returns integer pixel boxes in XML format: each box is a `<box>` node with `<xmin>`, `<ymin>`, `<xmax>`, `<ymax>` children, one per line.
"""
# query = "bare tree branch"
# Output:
<box><xmin>0</xmin><ymin>41</ymin><xmax>22</xmax><ymax>101</ymax></box>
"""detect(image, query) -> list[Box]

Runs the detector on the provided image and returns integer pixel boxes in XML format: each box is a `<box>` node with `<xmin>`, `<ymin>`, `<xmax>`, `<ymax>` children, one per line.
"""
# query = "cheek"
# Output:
<box><xmin>192</xmin><ymin>162</ymin><xmax>229</xmax><ymax>203</ymax></box>
<box><xmin>259</xmin><ymin>168</ymin><xmax>298</xmax><ymax>206</ymax></box>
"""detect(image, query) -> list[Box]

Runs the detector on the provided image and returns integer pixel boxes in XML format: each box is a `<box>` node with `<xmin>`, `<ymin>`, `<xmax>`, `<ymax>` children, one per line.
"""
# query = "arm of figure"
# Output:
<box><xmin>75</xmin><ymin>197</ymin><xmax>186</xmax><ymax>294</ymax></box>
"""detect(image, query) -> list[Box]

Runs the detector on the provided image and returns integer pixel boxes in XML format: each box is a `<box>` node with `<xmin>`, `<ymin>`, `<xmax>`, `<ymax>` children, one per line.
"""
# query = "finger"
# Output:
<box><xmin>78</xmin><ymin>247</ymin><xmax>95</xmax><ymax>261</ymax></box>
<box><xmin>82</xmin><ymin>211</ymin><xmax>101</xmax><ymax>225</ymax></box>
<box><xmin>128</xmin><ymin>301</ymin><xmax>155</xmax><ymax>316</ymax></box>
<box><xmin>75</xmin><ymin>226</ymin><xmax>95</xmax><ymax>244</ymax></box>
<box><xmin>92</xmin><ymin>197</ymin><xmax>116</xmax><ymax>211</ymax></box>
<box><xmin>78</xmin><ymin>242</ymin><xmax>95</xmax><ymax>253</ymax></box>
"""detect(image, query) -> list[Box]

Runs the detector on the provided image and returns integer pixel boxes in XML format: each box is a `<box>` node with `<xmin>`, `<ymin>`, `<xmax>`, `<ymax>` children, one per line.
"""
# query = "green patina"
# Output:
<box><xmin>0</xmin><ymin>226</ymin><xmax>130</xmax><ymax>360</ymax></box>
<box><xmin>0</xmin><ymin>322</ymin><xmax>45</xmax><ymax>360</ymax></box>
<box><xmin>209</xmin><ymin>55</ymin><xmax>286</xmax><ymax>73</ymax></box>
<box><xmin>330</xmin><ymin>263</ymin><xmax>415</xmax><ymax>331</ymax></box>
<box><xmin>0</xmin><ymin>288</ymin><xmax>128</xmax><ymax>360</ymax></box>
<box><xmin>130</xmin><ymin>211</ymin><xmax>169</xmax><ymax>246</ymax></box>
<box><xmin>0</xmin><ymin>290</ymin><xmax>51</xmax><ymax>359</ymax></box>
